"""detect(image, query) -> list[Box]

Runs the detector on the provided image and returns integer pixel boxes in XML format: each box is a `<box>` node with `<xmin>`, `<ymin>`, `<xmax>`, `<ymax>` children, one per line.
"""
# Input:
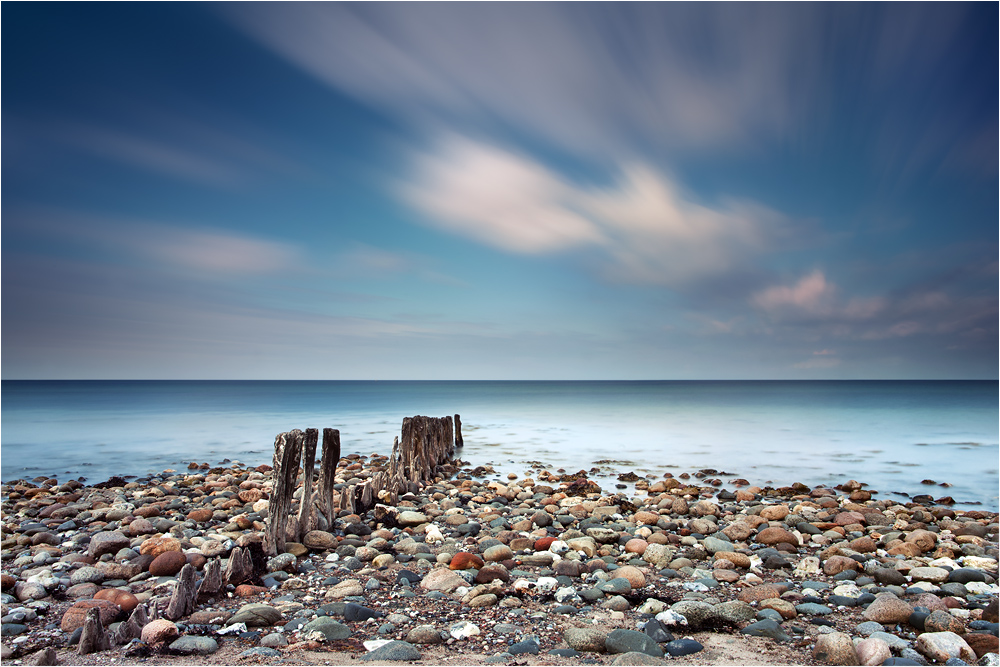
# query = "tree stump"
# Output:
<box><xmin>297</xmin><ymin>428</ymin><xmax>319</xmax><ymax>539</ymax></box>
<box><xmin>225</xmin><ymin>546</ymin><xmax>253</xmax><ymax>587</ymax></box>
<box><xmin>317</xmin><ymin>428</ymin><xmax>341</xmax><ymax>527</ymax></box>
<box><xmin>111</xmin><ymin>603</ymin><xmax>149</xmax><ymax>645</ymax></box>
<box><xmin>264</xmin><ymin>430</ymin><xmax>303</xmax><ymax>556</ymax></box>
<box><xmin>164</xmin><ymin>563</ymin><xmax>197</xmax><ymax>621</ymax></box>
<box><xmin>197</xmin><ymin>558</ymin><xmax>223</xmax><ymax>599</ymax></box>
<box><xmin>77</xmin><ymin>607</ymin><xmax>111</xmax><ymax>655</ymax></box>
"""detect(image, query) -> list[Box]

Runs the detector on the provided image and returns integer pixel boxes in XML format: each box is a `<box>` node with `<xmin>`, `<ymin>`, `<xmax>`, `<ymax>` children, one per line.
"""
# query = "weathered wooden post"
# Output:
<box><xmin>197</xmin><ymin>558</ymin><xmax>223</xmax><ymax>599</ymax></box>
<box><xmin>297</xmin><ymin>428</ymin><xmax>319</xmax><ymax>539</ymax></box>
<box><xmin>225</xmin><ymin>546</ymin><xmax>253</xmax><ymax>586</ymax></box>
<box><xmin>165</xmin><ymin>563</ymin><xmax>197</xmax><ymax>620</ymax></box>
<box><xmin>264</xmin><ymin>430</ymin><xmax>303</xmax><ymax>556</ymax></box>
<box><xmin>77</xmin><ymin>608</ymin><xmax>111</xmax><ymax>655</ymax></box>
<box><xmin>111</xmin><ymin>603</ymin><xmax>149</xmax><ymax>645</ymax></box>
<box><xmin>317</xmin><ymin>428</ymin><xmax>340</xmax><ymax>526</ymax></box>
<box><xmin>455</xmin><ymin>414</ymin><xmax>463</xmax><ymax>448</ymax></box>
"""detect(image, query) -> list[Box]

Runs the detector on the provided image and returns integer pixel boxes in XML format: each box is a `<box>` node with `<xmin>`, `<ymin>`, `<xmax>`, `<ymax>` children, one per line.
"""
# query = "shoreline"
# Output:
<box><xmin>2</xmin><ymin>453</ymin><xmax>998</xmax><ymax>666</ymax></box>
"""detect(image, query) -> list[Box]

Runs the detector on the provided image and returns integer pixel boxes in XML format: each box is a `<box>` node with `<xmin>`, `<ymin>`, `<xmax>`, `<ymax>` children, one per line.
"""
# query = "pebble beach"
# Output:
<box><xmin>2</xmin><ymin>449</ymin><xmax>998</xmax><ymax>666</ymax></box>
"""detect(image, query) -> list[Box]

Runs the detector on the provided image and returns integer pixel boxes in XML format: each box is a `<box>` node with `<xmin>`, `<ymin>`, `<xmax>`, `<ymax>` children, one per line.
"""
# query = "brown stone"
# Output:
<box><xmin>235</xmin><ymin>584</ymin><xmax>268</xmax><ymax>597</ymax></box>
<box><xmin>93</xmin><ymin>589</ymin><xmax>139</xmax><ymax>613</ymax></box>
<box><xmin>614</xmin><ymin>566</ymin><xmax>645</xmax><ymax>589</ymax></box>
<box><xmin>633</xmin><ymin>511</ymin><xmax>660</xmax><ymax>525</ymax></box>
<box><xmin>60</xmin><ymin>599</ymin><xmax>121</xmax><ymax>633</ymax></box>
<box><xmin>140</xmin><ymin>619</ymin><xmax>179</xmax><ymax>644</ymax></box>
<box><xmin>887</xmin><ymin>542</ymin><xmax>923</xmax><ymax>558</ymax></box>
<box><xmin>824</xmin><ymin>555</ymin><xmax>860</xmax><ymax>576</ymax></box>
<box><xmin>924</xmin><ymin>610</ymin><xmax>965</xmax><ymax>634</ymax></box>
<box><xmin>834</xmin><ymin>511</ymin><xmax>867</xmax><ymax>526</ymax></box>
<box><xmin>714</xmin><ymin>551</ymin><xmax>751</xmax><ymax>568</ymax></box>
<box><xmin>149</xmin><ymin>551</ymin><xmax>187</xmax><ymax>577</ymax></box>
<box><xmin>0</xmin><ymin>574</ymin><xmax>15</xmax><ymax>590</ymax></box>
<box><xmin>449</xmin><ymin>553</ymin><xmax>485</xmax><ymax>570</ymax></box>
<box><xmin>904</xmin><ymin>529</ymin><xmax>937</xmax><ymax>552</ymax></box>
<box><xmin>813</xmin><ymin>631</ymin><xmax>858</xmax><ymax>665</ymax></box>
<box><xmin>738</xmin><ymin>584</ymin><xmax>782</xmax><ymax>603</ymax></box>
<box><xmin>722</xmin><ymin>522</ymin><xmax>755</xmax><ymax>541</ymax></box>
<box><xmin>848</xmin><ymin>536</ymin><xmax>877</xmax><ymax>553</ymax></box>
<box><xmin>138</xmin><ymin>536</ymin><xmax>181</xmax><ymax>557</ymax></box>
<box><xmin>760</xmin><ymin>505</ymin><xmax>790</xmax><ymax>521</ymax></box>
<box><xmin>862</xmin><ymin>593</ymin><xmax>913</xmax><ymax>624</ymax></box>
<box><xmin>756</xmin><ymin>527</ymin><xmax>798</xmax><ymax>546</ymax></box>
<box><xmin>237</xmin><ymin>489</ymin><xmax>264</xmax><ymax>504</ymax></box>
<box><xmin>186</xmin><ymin>508</ymin><xmax>214</xmax><ymax>523</ymax></box>
<box><xmin>760</xmin><ymin>598</ymin><xmax>797</xmax><ymax>619</ymax></box>
<box><xmin>965</xmin><ymin>633</ymin><xmax>1000</xmax><ymax>660</ymax></box>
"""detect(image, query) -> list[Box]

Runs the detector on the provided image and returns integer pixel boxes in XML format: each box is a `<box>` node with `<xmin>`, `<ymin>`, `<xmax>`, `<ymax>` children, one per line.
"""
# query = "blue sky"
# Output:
<box><xmin>3</xmin><ymin>2</ymin><xmax>997</xmax><ymax>379</ymax></box>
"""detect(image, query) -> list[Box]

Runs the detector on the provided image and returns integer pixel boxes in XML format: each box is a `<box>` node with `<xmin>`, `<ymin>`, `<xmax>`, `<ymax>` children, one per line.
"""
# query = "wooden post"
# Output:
<box><xmin>77</xmin><ymin>608</ymin><xmax>111</xmax><ymax>655</ymax></box>
<box><xmin>111</xmin><ymin>603</ymin><xmax>149</xmax><ymax>645</ymax></box>
<box><xmin>317</xmin><ymin>428</ymin><xmax>340</xmax><ymax>528</ymax></box>
<box><xmin>454</xmin><ymin>414</ymin><xmax>463</xmax><ymax>448</ymax></box>
<box><xmin>165</xmin><ymin>563</ymin><xmax>197</xmax><ymax>620</ymax></box>
<box><xmin>264</xmin><ymin>430</ymin><xmax>303</xmax><ymax>556</ymax></box>
<box><xmin>225</xmin><ymin>546</ymin><xmax>253</xmax><ymax>587</ymax></box>
<box><xmin>197</xmin><ymin>558</ymin><xmax>223</xmax><ymax>599</ymax></box>
<box><xmin>297</xmin><ymin>428</ymin><xmax>319</xmax><ymax>539</ymax></box>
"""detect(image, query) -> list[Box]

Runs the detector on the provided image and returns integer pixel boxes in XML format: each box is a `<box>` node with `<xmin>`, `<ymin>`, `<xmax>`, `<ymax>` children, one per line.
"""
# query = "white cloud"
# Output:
<box><xmin>403</xmin><ymin>136</ymin><xmax>787</xmax><ymax>286</ymax></box>
<box><xmin>222</xmin><ymin>3</ymin><xmax>828</xmax><ymax>156</ymax></box>
<box><xmin>752</xmin><ymin>271</ymin><xmax>885</xmax><ymax>321</ymax></box>
<box><xmin>793</xmin><ymin>357</ymin><xmax>842</xmax><ymax>369</ymax></box>
<box><xmin>14</xmin><ymin>209</ymin><xmax>301</xmax><ymax>277</ymax></box>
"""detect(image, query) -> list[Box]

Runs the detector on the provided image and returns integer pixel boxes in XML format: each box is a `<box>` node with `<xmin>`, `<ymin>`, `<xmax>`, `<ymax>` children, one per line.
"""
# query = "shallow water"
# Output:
<box><xmin>1</xmin><ymin>380</ymin><xmax>996</xmax><ymax>509</ymax></box>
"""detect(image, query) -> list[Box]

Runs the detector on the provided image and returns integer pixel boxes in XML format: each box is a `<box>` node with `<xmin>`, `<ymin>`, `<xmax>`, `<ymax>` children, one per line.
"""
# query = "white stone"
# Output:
<box><xmin>549</xmin><ymin>540</ymin><xmax>569</xmax><ymax>554</ymax></box>
<box><xmin>449</xmin><ymin>621</ymin><xmax>480</xmax><ymax>639</ymax></box>
<box><xmin>554</xmin><ymin>587</ymin><xmax>580</xmax><ymax>603</ymax></box>
<box><xmin>794</xmin><ymin>556</ymin><xmax>821</xmax><ymax>578</ymax></box>
<box><xmin>654</xmin><ymin>610</ymin><xmax>688</xmax><ymax>627</ymax></box>
<box><xmin>535</xmin><ymin>577</ymin><xmax>558</xmax><ymax>593</ymax></box>
<box><xmin>832</xmin><ymin>583</ymin><xmax>863</xmax><ymax>599</ymax></box>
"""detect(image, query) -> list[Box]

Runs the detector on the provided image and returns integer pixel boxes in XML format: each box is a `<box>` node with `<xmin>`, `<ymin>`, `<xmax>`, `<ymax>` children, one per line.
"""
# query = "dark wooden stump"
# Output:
<box><xmin>197</xmin><ymin>557</ymin><xmax>223</xmax><ymax>599</ymax></box>
<box><xmin>297</xmin><ymin>428</ymin><xmax>319</xmax><ymax>539</ymax></box>
<box><xmin>111</xmin><ymin>603</ymin><xmax>149</xmax><ymax>645</ymax></box>
<box><xmin>455</xmin><ymin>414</ymin><xmax>464</xmax><ymax>448</ymax></box>
<box><xmin>77</xmin><ymin>607</ymin><xmax>111</xmax><ymax>655</ymax></box>
<box><xmin>264</xmin><ymin>430</ymin><xmax>304</xmax><ymax>556</ymax></box>
<box><xmin>225</xmin><ymin>546</ymin><xmax>253</xmax><ymax>587</ymax></box>
<box><xmin>164</xmin><ymin>563</ymin><xmax>197</xmax><ymax>621</ymax></box>
<box><xmin>317</xmin><ymin>428</ymin><xmax>341</xmax><ymax>527</ymax></box>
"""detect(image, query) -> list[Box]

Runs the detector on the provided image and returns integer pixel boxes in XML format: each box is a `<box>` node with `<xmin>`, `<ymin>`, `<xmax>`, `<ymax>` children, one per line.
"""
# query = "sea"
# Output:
<box><xmin>1</xmin><ymin>380</ymin><xmax>997</xmax><ymax>510</ymax></box>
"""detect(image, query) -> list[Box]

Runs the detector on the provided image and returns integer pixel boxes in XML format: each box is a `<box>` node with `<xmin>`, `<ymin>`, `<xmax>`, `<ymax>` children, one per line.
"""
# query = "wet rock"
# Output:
<box><xmin>302</xmin><ymin>617</ymin><xmax>351</xmax><ymax>641</ymax></box>
<box><xmin>611</xmin><ymin>651</ymin><xmax>668</xmax><ymax>665</ymax></box>
<box><xmin>741</xmin><ymin>620</ymin><xmax>790</xmax><ymax>642</ymax></box>
<box><xmin>421</xmin><ymin>568</ymin><xmax>468</xmax><ymax>592</ymax></box>
<box><xmin>88</xmin><ymin>532</ymin><xmax>130</xmax><ymax>559</ymax></box>
<box><xmin>60</xmin><ymin>599</ymin><xmax>121</xmax><ymax>633</ymax></box>
<box><xmin>149</xmin><ymin>551</ymin><xmax>186</xmax><ymax>576</ymax></box>
<box><xmin>925</xmin><ymin>610</ymin><xmax>966</xmax><ymax>634</ymax></box>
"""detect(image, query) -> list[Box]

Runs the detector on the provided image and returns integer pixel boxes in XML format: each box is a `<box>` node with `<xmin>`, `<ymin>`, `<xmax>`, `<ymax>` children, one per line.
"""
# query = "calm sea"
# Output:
<box><xmin>1</xmin><ymin>381</ymin><xmax>997</xmax><ymax>509</ymax></box>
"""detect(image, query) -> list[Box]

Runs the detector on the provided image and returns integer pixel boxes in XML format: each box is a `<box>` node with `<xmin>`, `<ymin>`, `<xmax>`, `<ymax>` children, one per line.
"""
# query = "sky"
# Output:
<box><xmin>2</xmin><ymin>2</ymin><xmax>997</xmax><ymax>380</ymax></box>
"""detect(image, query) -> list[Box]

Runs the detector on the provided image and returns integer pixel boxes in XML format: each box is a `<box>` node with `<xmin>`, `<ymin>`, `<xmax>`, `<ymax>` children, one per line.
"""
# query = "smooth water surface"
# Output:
<box><xmin>2</xmin><ymin>380</ymin><xmax>996</xmax><ymax>509</ymax></box>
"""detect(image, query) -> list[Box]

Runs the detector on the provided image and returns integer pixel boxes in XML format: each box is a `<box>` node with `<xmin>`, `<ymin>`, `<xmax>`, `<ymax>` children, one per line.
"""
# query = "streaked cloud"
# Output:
<box><xmin>752</xmin><ymin>271</ymin><xmax>885</xmax><ymax>321</ymax></box>
<box><xmin>404</xmin><ymin>136</ymin><xmax>790</xmax><ymax>287</ymax></box>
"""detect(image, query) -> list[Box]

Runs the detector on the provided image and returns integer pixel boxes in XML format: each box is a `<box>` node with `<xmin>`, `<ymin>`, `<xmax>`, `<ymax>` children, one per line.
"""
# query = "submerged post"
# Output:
<box><xmin>454</xmin><ymin>414</ymin><xmax>463</xmax><ymax>448</ymax></box>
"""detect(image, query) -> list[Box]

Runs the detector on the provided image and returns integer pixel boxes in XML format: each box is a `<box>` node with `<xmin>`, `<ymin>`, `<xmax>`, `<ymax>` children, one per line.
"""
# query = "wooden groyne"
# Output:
<box><xmin>263</xmin><ymin>415</ymin><xmax>462</xmax><ymax>556</ymax></box>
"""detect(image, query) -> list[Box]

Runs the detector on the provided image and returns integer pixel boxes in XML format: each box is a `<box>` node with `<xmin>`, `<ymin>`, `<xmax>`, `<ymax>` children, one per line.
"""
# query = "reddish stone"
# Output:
<box><xmin>60</xmin><ymin>599</ymin><xmax>121</xmax><ymax>632</ymax></box>
<box><xmin>185</xmin><ymin>553</ymin><xmax>208</xmax><ymax>570</ymax></box>
<box><xmin>834</xmin><ymin>511</ymin><xmax>867</xmax><ymax>526</ymax></box>
<box><xmin>0</xmin><ymin>574</ymin><xmax>15</xmax><ymax>590</ymax></box>
<box><xmin>534</xmin><ymin>537</ymin><xmax>557</xmax><ymax>551</ymax></box>
<box><xmin>141</xmin><ymin>619</ymin><xmax>179</xmax><ymax>644</ymax></box>
<box><xmin>738</xmin><ymin>584</ymin><xmax>783</xmax><ymax>603</ymax></box>
<box><xmin>139</xmin><ymin>536</ymin><xmax>181</xmax><ymax>557</ymax></box>
<box><xmin>134</xmin><ymin>505</ymin><xmax>161</xmax><ymax>518</ymax></box>
<box><xmin>824</xmin><ymin>555</ymin><xmax>860</xmax><ymax>576</ymax></box>
<box><xmin>94</xmin><ymin>588</ymin><xmax>139</xmax><ymax>613</ymax></box>
<box><xmin>234</xmin><ymin>584</ymin><xmax>268</xmax><ymax>597</ymax></box>
<box><xmin>186</xmin><ymin>508</ymin><xmax>214</xmax><ymax>523</ymax></box>
<box><xmin>149</xmin><ymin>550</ymin><xmax>187</xmax><ymax>576</ymax></box>
<box><xmin>965</xmin><ymin>634</ymin><xmax>1000</xmax><ymax>660</ymax></box>
<box><xmin>448</xmin><ymin>553</ymin><xmax>485</xmax><ymax>570</ymax></box>
<box><xmin>756</xmin><ymin>527</ymin><xmax>798</xmax><ymax>546</ymax></box>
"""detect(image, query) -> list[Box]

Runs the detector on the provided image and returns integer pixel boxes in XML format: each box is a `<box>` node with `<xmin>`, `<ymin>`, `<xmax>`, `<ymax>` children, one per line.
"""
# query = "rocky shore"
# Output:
<box><xmin>1</xmin><ymin>452</ymin><xmax>998</xmax><ymax>666</ymax></box>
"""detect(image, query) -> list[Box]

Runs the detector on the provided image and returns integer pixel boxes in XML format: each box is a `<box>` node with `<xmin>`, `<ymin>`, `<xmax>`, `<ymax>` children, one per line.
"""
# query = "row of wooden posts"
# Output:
<box><xmin>263</xmin><ymin>414</ymin><xmax>463</xmax><ymax>556</ymax></box>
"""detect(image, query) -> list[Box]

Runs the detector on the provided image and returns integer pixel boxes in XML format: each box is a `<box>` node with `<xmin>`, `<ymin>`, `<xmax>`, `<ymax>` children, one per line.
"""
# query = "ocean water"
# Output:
<box><xmin>1</xmin><ymin>380</ymin><xmax>997</xmax><ymax>510</ymax></box>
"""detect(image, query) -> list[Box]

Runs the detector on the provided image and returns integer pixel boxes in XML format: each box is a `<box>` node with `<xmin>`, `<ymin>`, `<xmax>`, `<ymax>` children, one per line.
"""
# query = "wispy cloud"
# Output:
<box><xmin>403</xmin><ymin>136</ymin><xmax>791</xmax><ymax>287</ymax></box>
<box><xmin>9</xmin><ymin>208</ymin><xmax>301</xmax><ymax>277</ymax></box>
<box><xmin>752</xmin><ymin>271</ymin><xmax>885</xmax><ymax>320</ymax></box>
